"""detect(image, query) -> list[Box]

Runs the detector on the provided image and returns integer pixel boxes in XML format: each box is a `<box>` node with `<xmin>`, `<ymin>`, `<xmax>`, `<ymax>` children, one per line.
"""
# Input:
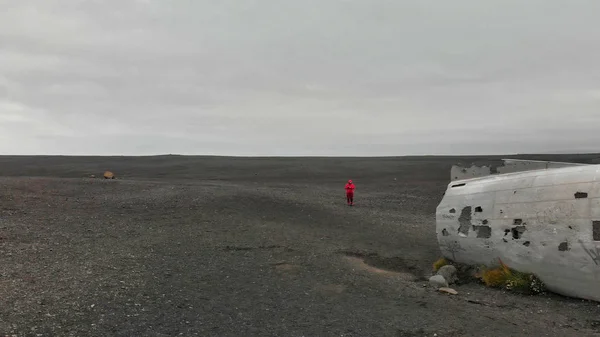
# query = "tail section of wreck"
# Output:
<box><xmin>436</xmin><ymin>159</ymin><xmax>600</xmax><ymax>302</ymax></box>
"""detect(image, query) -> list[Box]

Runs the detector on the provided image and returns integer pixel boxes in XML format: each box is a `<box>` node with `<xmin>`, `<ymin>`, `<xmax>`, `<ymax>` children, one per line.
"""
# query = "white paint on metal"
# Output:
<box><xmin>436</xmin><ymin>162</ymin><xmax>600</xmax><ymax>302</ymax></box>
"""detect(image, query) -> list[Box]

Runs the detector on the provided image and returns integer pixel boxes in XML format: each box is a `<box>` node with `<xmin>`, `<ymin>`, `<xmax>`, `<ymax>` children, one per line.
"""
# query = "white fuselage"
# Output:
<box><xmin>436</xmin><ymin>163</ymin><xmax>600</xmax><ymax>301</ymax></box>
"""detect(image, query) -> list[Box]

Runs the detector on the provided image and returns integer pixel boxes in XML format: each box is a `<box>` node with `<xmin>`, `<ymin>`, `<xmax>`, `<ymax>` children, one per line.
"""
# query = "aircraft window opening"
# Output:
<box><xmin>593</xmin><ymin>221</ymin><xmax>600</xmax><ymax>241</ymax></box>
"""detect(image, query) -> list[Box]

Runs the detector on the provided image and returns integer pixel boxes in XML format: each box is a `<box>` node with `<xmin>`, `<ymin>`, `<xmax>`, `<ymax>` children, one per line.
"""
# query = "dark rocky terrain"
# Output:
<box><xmin>2</xmin><ymin>154</ymin><xmax>600</xmax><ymax>337</ymax></box>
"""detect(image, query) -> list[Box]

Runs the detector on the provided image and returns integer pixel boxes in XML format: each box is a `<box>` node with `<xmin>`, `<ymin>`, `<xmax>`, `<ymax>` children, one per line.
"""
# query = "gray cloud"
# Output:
<box><xmin>1</xmin><ymin>0</ymin><xmax>600</xmax><ymax>156</ymax></box>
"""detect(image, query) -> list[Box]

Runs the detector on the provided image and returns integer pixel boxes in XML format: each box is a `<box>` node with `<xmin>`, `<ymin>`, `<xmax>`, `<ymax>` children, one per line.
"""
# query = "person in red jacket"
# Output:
<box><xmin>345</xmin><ymin>179</ymin><xmax>355</xmax><ymax>206</ymax></box>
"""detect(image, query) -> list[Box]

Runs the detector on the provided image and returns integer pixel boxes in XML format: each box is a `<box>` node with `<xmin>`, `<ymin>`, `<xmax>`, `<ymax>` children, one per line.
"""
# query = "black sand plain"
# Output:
<box><xmin>2</xmin><ymin>154</ymin><xmax>600</xmax><ymax>337</ymax></box>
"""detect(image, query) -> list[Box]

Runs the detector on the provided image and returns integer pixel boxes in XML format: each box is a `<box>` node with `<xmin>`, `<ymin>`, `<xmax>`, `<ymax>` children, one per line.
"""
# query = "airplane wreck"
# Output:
<box><xmin>436</xmin><ymin>158</ymin><xmax>600</xmax><ymax>302</ymax></box>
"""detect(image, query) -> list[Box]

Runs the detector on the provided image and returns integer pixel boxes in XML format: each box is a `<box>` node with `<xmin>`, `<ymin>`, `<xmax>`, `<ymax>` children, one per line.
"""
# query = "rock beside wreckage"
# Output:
<box><xmin>436</xmin><ymin>265</ymin><xmax>458</xmax><ymax>285</ymax></box>
<box><xmin>438</xmin><ymin>287</ymin><xmax>458</xmax><ymax>295</ymax></box>
<box><xmin>429</xmin><ymin>275</ymin><xmax>448</xmax><ymax>288</ymax></box>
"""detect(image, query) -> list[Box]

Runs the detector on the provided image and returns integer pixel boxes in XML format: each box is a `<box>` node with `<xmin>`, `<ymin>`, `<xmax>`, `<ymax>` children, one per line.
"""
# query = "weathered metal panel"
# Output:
<box><xmin>495</xmin><ymin>183</ymin><xmax>593</xmax><ymax>204</ymax></box>
<box><xmin>436</xmin><ymin>163</ymin><xmax>600</xmax><ymax>302</ymax></box>
<box><xmin>497</xmin><ymin>159</ymin><xmax>587</xmax><ymax>175</ymax></box>
<box><xmin>445</xmin><ymin>175</ymin><xmax>537</xmax><ymax>196</ymax></box>
<box><xmin>587</xmin><ymin>182</ymin><xmax>600</xmax><ymax>198</ymax></box>
<box><xmin>497</xmin><ymin>200</ymin><xmax>589</xmax><ymax>222</ymax></box>
<box><xmin>531</xmin><ymin>167</ymin><xmax>594</xmax><ymax>187</ymax></box>
<box><xmin>451</xmin><ymin>164</ymin><xmax>492</xmax><ymax>181</ymax></box>
<box><xmin>451</xmin><ymin>159</ymin><xmax>588</xmax><ymax>181</ymax></box>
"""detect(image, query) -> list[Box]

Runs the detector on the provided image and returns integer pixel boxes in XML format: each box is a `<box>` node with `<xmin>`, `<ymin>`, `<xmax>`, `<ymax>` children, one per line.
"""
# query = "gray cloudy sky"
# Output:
<box><xmin>1</xmin><ymin>0</ymin><xmax>600</xmax><ymax>156</ymax></box>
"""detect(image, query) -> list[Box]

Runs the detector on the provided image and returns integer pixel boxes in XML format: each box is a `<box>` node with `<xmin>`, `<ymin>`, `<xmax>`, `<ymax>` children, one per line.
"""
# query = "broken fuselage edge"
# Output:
<box><xmin>436</xmin><ymin>162</ymin><xmax>600</xmax><ymax>302</ymax></box>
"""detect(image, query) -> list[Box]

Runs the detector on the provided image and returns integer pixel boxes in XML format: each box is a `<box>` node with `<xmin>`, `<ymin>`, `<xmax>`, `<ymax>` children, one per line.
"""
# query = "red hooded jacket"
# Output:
<box><xmin>345</xmin><ymin>180</ymin><xmax>355</xmax><ymax>194</ymax></box>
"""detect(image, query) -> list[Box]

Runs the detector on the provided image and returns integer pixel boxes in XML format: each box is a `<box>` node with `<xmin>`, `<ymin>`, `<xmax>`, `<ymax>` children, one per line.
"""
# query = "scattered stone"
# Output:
<box><xmin>429</xmin><ymin>275</ymin><xmax>448</xmax><ymax>288</ymax></box>
<box><xmin>436</xmin><ymin>265</ymin><xmax>458</xmax><ymax>284</ymax></box>
<box><xmin>466</xmin><ymin>299</ymin><xmax>487</xmax><ymax>306</ymax></box>
<box><xmin>439</xmin><ymin>287</ymin><xmax>458</xmax><ymax>295</ymax></box>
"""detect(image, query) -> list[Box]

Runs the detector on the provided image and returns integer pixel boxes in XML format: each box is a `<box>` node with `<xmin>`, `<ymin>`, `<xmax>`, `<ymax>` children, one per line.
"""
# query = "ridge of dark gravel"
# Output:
<box><xmin>2</xmin><ymin>155</ymin><xmax>600</xmax><ymax>337</ymax></box>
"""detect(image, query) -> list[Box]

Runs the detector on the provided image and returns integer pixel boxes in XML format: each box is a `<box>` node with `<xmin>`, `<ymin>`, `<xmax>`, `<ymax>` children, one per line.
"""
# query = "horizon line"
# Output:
<box><xmin>1</xmin><ymin>152</ymin><xmax>600</xmax><ymax>158</ymax></box>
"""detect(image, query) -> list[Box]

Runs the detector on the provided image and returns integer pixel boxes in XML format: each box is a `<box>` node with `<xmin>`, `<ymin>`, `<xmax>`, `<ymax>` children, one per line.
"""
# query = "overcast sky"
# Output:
<box><xmin>1</xmin><ymin>0</ymin><xmax>600</xmax><ymax>156</ymax></box>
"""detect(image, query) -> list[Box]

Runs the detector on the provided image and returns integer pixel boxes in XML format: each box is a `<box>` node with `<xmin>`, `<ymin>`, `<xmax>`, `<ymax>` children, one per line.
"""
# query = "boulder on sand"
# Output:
<box><xmin>429</xmin><ymin>275</ymin><xmax>448</xmax><ymax>288</ymax></box>
<box><xmin>103</xmin><ymin>171</ymin><xmax>115</xmax><ymax>179</ymax></box>
<box><xmin>436</xmin><ymin>265</ymin><xmax>458</xmax><ymax>285</ymax></box>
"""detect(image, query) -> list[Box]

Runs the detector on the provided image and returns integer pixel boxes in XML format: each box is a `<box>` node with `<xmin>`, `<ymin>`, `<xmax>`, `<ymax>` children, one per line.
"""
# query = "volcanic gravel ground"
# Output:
<box><xmin>2</xmin><ymin>155</ymin><xmax>600</xmax><ymax>336</ymax></box>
